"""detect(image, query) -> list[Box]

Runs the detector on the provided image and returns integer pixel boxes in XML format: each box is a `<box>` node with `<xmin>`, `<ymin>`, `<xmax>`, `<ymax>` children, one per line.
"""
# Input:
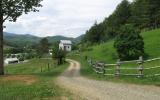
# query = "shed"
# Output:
<box><xmin>59</xmin><ymin>40</ymin><xmax>72</xmax><ymax>51</ymax></box>
<box><xmin>4</xmin><ymin>58</ymin><xmax>19</xmax><ymax>64</ymax></box>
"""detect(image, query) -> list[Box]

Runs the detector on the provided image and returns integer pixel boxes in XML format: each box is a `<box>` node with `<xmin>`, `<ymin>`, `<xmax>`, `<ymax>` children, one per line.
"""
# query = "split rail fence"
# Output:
<box><xmin>87</xmin><ymin>57</ymin><xmax>160</xmax><ymax>78</ymax></box>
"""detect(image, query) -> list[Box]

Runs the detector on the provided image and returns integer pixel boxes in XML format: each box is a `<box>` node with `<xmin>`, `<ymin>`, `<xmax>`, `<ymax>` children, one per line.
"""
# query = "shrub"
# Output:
<box><xmin>114</xmin><ymin>24</ymin><xmax>144</xmax><ymax>60</ymax></box>
<box><xmin>19</xmin><ymin>57</ymin><xmax>24</xmax><ymax>61</ymax></box>
<box><xmin>52</xmin><ymin>42</ymin><xmax>66</xmax><ymax>65</ymax></box>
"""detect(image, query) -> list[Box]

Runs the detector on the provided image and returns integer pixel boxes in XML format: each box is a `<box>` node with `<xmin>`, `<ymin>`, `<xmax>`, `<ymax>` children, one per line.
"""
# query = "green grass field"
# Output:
<box><xmin>0</xmin><ymin>59</ymin><xmax>74</xmax><ymax>100</ymax></box>
<box><xmin>68</xmin><ymin>29</ymin><xmax>160</xmax><ymax>85</ymax></box>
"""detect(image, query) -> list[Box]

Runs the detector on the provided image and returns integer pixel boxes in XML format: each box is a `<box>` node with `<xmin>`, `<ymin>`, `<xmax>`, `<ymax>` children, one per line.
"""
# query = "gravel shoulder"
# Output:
<box><xmin>56</xmin><ymin>59</ymin><xmax>160</xmax><ymax>100</ymax></box>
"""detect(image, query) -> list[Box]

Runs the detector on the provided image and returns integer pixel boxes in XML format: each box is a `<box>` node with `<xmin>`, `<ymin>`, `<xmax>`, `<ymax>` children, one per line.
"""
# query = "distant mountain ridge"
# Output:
<box><xmin>4</xmin><ymin>32</ymin><xmax>83</xmax><ymax>47</ymax></box>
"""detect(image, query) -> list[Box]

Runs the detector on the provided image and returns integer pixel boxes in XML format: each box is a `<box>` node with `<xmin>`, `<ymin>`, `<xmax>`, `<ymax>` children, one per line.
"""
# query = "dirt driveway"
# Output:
<box><xmin>56</xmin><ymin>59</ymin><xmax>160</xmax><ymax>100</ymax></box>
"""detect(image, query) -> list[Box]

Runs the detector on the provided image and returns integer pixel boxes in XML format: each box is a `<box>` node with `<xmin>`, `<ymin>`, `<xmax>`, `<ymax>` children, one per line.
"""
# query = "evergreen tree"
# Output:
<box><xmin>84</xmin><ymin>22</ymin><xmax>104</xmax><ymax>44</ymax></box>
<box><xmin>82</xmin><ymin>0</ymin><xmax>132</xmax><ymax>44</ymax></box>
<box><xmin>114</xmin><ymin>0</ymin><xmax>131</xmax><ymax>26</ymax></box>
<box><xmin>114</xmin><ymin>24</ymin><xmax>144</xmax><ymax>60</ymax></box>
<box><xmin>130</xmin><ymin>0</ymin><xmax>150</xmax><ymax>29</ymax></box>
<box><xmin>148</xmin><ymin>0</ymin><xmax>160</xmax><ymax>28</ymax></box>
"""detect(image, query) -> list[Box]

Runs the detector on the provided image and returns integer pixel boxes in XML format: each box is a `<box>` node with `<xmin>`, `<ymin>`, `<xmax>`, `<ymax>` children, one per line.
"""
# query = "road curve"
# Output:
<box><xmin>56</xmin><ymin>59</ymin><xmax>160</xmax><ymax>100</ymax></box>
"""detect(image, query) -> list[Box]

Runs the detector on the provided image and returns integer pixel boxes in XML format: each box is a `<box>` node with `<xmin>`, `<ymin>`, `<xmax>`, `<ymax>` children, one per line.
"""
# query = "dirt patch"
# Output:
<box><xmin>2</xmin><ymin>75</ymin><xmax>37</xmax><ymax>85</ymax></box>
<box><xmin>41</xmin><ymin>96</ymin><xmax>69</xmax><ymax>100</ymax></box>
<box><xmin>42</xmin><ymin>96</ymin><xmax>83</xmax><ymax>100</ymax></box>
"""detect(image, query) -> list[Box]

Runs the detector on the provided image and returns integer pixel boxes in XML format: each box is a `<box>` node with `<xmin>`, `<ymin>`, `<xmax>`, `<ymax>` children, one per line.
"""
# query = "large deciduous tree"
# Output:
<box><xmin>36</xmin><ymin>38</ymin><xmax>49</xmax><ymax>57</ymax></box>
<box><xmin>52</xmin><ymin>42</ymin><xmax>66</xmax><ymax>65</ymax></box>
<box><xmin>0</xmin><ymin>0</ymin><xmax>43</xmax><ymax>75</ymax></box>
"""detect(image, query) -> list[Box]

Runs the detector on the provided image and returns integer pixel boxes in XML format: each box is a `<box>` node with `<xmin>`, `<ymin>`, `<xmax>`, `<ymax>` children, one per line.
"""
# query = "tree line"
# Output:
<box><xmin>82</xmin><ymin>0</ymin><xmax>160</xmax><ymax>44</ymax></box>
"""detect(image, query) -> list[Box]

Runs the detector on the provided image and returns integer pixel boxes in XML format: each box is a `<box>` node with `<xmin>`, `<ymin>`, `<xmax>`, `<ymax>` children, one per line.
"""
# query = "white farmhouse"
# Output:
<box><xmin>59</xmin><ymin>40</ymin><xmax>72</xmax><ymax>51</ymax></box>
<box><xmin>4</xmin><ymin>58</ymin><xmax>19</xmax><ymax>64</ymax></box>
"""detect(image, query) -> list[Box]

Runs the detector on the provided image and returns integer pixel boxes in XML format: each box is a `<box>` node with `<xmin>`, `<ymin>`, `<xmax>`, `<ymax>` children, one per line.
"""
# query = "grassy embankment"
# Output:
<box><xmin>0</xmin><ymin>59</ymin><xmax>74</xmax><ymax>100</ymax></box>
<box><xmin>69</xmin><ymin>29</ymin><xmax>160</xmax><ymax>85</ymax></box>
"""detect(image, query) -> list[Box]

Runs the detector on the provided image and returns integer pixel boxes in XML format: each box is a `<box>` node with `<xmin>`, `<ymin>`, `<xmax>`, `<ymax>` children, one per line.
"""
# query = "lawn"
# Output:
<box><xmin>0</xmin><ymin>59</ymin><xmax>74</xmax><ymax>100</ymax></box>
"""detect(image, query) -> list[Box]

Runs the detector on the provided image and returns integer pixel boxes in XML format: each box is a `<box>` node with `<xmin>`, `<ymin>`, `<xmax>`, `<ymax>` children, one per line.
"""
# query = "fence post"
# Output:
<box><xmin>5</xmin><ymin>69</ymin><xmax>8</xmax><ymax>75</ymax></box>
<box><xmin>138</xmin><ymin>56</ymin><xmax>144</xmax><ymax>78</ymax></box>
<box><xmin>85</xmin><ymin>56</ymin><xmax>88</xmax><ymax>60</ymax></box>
<box><xmin>89</xmin><ymin>58</ymin><xmax>92</xmax><ymax>66</ymax></box>
<box><xmin>115</xmin><ymin>59</ymin><xmax>121</xmax><ymax>77</ymax></box>
<box><xmin>41</xmin><ymin>66</ymin><xmax>43</xmax><ymax>72</ymax></box>
<box><xmin>54</xmin><ymin>60</ymin><xmax>58</xmax><ymax>67</ymax></box>
<box><xmin>95</xmin><ymin>62</ymin><xmax>97</xmax><ymax>74</ymax></box>
<box><xmin>102</xmin><ymin>63</ymin><xmax>105</xmax><ymax>75</ymax></box>
<box><xmin>48</xmin><ymin>63</ymin><xmax>50</xmax><ymax>71</ymax></box>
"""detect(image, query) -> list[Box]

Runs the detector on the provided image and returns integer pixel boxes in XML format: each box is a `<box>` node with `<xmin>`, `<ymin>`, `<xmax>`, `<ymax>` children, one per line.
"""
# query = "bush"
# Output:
<box><xmin>114</xmin><ymin>24</ymin><xmax>144</xmax><ymax>60</ymax></box>
<box><xmin>19</xmin><ymin>57</ymin><xmax>24</xmax><ymax>61</ymax></box>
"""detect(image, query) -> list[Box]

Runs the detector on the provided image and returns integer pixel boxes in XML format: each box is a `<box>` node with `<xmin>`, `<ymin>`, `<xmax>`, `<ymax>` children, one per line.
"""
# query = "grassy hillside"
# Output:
<box><xmin>82</xmin><ymin>29</ymin><xmax>160</xmax><ymax>63</ymax></box>
<box><xmin>69</xmin><ymin>29</ymin><xmax>160</xmax><ymax>85</ymax></box>
<box><xmin>143</xmin><ymin>29</ymin><xmax>160</xmax><ymax>58</ymax></box>
<box><xmin>83</xmin><ymin>41</ymin><xmax>116</xmax><ymax>63</ymax></box>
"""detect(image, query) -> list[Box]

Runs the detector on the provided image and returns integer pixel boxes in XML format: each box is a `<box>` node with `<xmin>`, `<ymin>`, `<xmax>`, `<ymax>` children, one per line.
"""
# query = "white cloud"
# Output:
<box><xmin>4</xmin><ymin>0</ymin><xmax>131</xmax><ymax>38</ymax></box>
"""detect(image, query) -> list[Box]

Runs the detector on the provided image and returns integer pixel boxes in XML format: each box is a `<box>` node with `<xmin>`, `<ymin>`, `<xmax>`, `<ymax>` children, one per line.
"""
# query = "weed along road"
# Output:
<box><xmin>56</xmin><ymin>59</ymin><xmax>160</xmax><ymax>100</ymax></box>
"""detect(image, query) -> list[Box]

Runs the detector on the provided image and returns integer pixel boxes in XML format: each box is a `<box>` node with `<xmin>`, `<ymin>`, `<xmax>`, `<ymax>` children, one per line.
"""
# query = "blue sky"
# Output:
<box><xmin>4</xmin><ymin>0</ymin><xmax>132</xmax><ymax>38</ymax></box>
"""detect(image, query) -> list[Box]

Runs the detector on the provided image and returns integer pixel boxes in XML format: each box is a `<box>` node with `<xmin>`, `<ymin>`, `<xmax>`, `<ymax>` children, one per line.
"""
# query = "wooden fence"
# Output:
<box><xmin>40</xmin><ymin>63</ymin><xmax>57</xmax><ymax>72</ymax></box>
<box><xmin>87</xmin><ymin>56</ymin><xmax>160</xmax><ymax>78</ymax></box>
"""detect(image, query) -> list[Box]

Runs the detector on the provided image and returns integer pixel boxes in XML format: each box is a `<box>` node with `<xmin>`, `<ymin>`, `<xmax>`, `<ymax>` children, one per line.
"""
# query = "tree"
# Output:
<box><xmin>39</xmin><ymin>38</ymin><xmax>49</xmax><ymax>53</ymax></box>
<box><xmin>130</xmin><ymin>0</ymin><xmax>160</xmax><ymax>29</ymax></box>
<box><xmin>82</xmin><ymin>0</ymin><xmax>160</xmax><ymax>46</ymax></box>
<box><xmin>114</xmin><ymin>24</ymin><xmax>144</xmax><ymax>60</ymax></box>
<box><xmin>130</xmin><ymin>0</ymin><xmax>150</xmax><ymax>29</ymax></box>
<box><xmin>36</xmin><ymin>38</ymin><xmax>49</xmax><ymax>58</ymax></box>
<box><xmin>148</xmin><ymin>0</ymin><xmax>160</xmax><ymax>29</ymax></box>
<box><xmin>114</xmin><ymin>0</ymin><xmax>131</xmax><ymax>26</ymax></box>
<box><xmin>82</xmin><ymin>0</ymin><xmax>131</xmax><ymax>44</ymax></box>
<box><xmin>72</xmin><ymin>42</ymin><xmax>78</xmax><ymax>50</ymax></box>
<box><xmin>0</xmin><ymin>0</ymin><xmax>43</xmax><ymax>75</ymax></box>
<box><xmin>82</xmin><ymin>22</ymin><xmax>105</xmax><ymax>44</ymax></box>
<box><xmin>52</xmin><ymin>42</ymin><xmax>66</xmax><ymax>65</ymax></box>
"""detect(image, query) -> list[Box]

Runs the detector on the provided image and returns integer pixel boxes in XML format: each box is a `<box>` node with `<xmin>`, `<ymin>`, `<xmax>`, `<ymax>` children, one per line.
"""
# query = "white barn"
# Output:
<box><xmin>4</xmin><ymin>58</ymin><xmax>19</xmax><ymax>64</ymax></box>
<box><xmin>59</xmin><ymin>40</ymin><xmax>72</xmax><ymax>51</ymax></box>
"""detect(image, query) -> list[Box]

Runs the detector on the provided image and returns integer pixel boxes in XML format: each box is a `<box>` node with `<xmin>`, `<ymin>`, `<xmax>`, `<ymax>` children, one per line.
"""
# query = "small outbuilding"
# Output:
<box><xmin>4</xmin><ymin>58</ymin><xmax>19</xmax><ymax>64</ymax></box>
<box><xmin>49</xmin><ymin>49</ymin><xmax>53</xmax><ymax>55</ymax></box>
<box><xmin>59</xmin><ymin>40</ymin><xmax>72</xmax><ymax>52</ymax></box>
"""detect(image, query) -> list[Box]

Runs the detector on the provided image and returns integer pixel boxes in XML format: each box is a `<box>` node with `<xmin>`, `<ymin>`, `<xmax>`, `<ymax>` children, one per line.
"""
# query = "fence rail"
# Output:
<box><xmin>87</xmin><ymin>56</ymin><xmax>160</xmax><ymax>78</ymax></box>
<box><xmin>144</xmin><ymin>57</ymin><xmax>160</xmax><ymax>62</ymax></box>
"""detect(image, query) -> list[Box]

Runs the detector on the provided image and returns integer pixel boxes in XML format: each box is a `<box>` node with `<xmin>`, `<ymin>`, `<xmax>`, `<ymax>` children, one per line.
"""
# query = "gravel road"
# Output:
<box><xmin>56</xmin><ymin>59</ymin><xmax>160</xmax><ymax>100</ymax></box>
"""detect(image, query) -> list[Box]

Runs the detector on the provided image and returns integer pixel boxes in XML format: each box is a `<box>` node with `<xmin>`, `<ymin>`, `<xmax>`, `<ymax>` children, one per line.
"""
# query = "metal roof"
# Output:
<box><xmin>5</xmin><ymin>58</ymin><xmax>19</xmax><ymax>62</ymax></box>
<box><xmin>60</xmin><ymin>40</ymin><xmax>72</xmax><ymax>44</ymax></box>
